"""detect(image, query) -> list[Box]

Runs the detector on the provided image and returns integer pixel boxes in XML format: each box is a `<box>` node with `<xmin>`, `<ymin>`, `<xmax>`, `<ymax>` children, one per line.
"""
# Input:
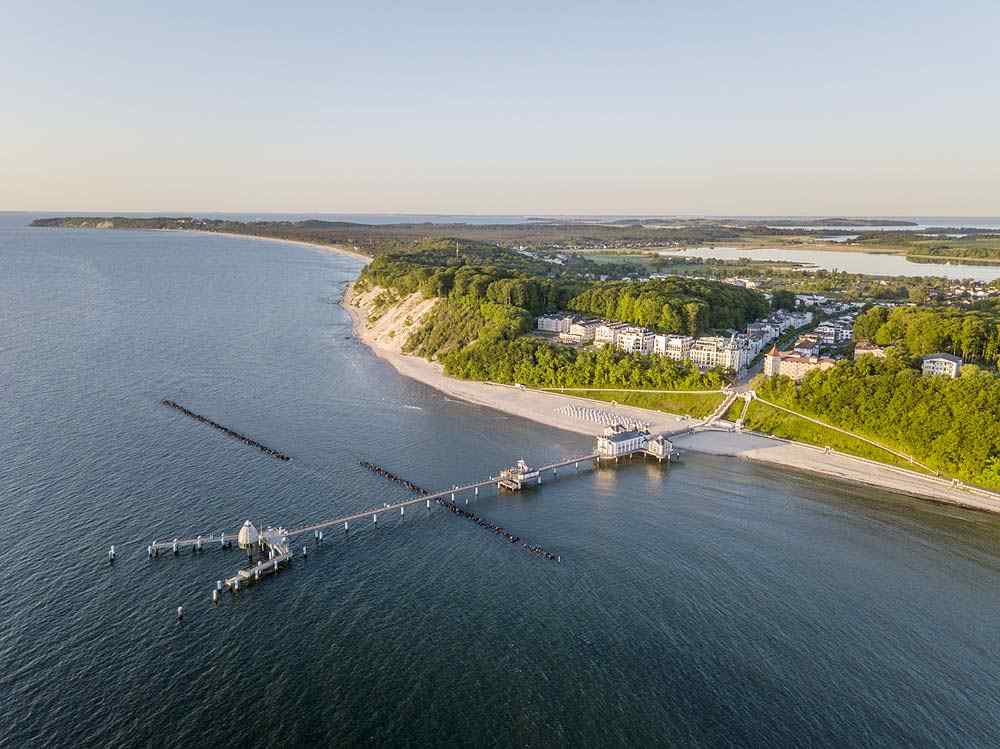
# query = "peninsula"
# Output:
<box><xmin>32</xmin><ymin>216</ymin><xmax>1000</xmax><ymax>512</ymax></box>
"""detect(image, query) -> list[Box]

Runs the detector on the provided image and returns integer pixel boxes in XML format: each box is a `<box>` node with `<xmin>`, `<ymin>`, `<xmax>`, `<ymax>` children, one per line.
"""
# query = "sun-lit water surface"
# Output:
<box><xmin>2</xmin><ymin>215</ymin><xmax>999</xmax><ymax>747</ymax></box>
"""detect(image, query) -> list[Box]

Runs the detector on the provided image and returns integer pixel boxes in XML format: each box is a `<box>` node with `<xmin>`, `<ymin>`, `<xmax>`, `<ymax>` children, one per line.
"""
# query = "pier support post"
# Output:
<box><xmin>575</xmin><ymin>461</ymin><xmax>579</xmax><ymax>471</ymax></box>
<box><xmin>108</xmin><ymin>545</ymin><xmax>116</xmax><ymax>563</ymax></box>
<box><xmin>319</xmin><ymin>531</ymin><xmax>324</xmax><ymax>544</ymax></box>
<box><xmin>475</xmin><ymin>486</ymin><xmax>479</xmax><ymax>496</ymax></box>
<box><xmin>426</xmin><ymin>499</ymin><xmax>430</xmax><ymax>509</ymax></box>
<box><xmin>373</xmin><ymin>514</ymin><xmax>377</xmax><ymax>524</ymax></box>
<box><xmin>212</xmin><ymin>590</ymin><xmax>219</xmax><ymax>604</ymax></box>
<box><xmin>147</xmin><ymin>545</ymin><xmax>152</xmax><ymax>559</ymax></box>
<box><xmin>216</xmin><ymin>580</ymin><xmax>223</xmax><ymax>592</ymax></box>
<box><xmin>400</xmin><ymin>506</ymin><xmax>405</xmax><ymax>516</ymax></box>
<box><xmin>234</xmin><ymin>579</ymin><xmax>240</xmax><ymax>592</ymax></box>
<box><xmin>172</xmin><ymin>539</ymin><xmax>178</xmax><ymax>555</ymax></box>
<box><xmin>451</xmin><ymin>492</ymin><xmax>455</xmax><ymax>501</ymax></box>
<box><xmin>303</xmin><ymin>546</ymin><xmax>307</xmax><ymax>559</ymax></box>
<box><xmin>344</xmin><ymin>521</ymin><xmax>349</xmax><ymax>532</ymax></box>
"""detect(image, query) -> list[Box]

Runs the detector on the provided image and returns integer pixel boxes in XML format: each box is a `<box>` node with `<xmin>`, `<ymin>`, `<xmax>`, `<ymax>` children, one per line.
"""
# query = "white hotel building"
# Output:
<box><xmin>688</xmin><ymin>335</ymin><xmax>753</xmax><ymax>372</ymax></box>
<box><xmin>616</xmin><ymin>326</ymin><xmax>656</xmax><ymax>355</ymax></box>
<box><xmin>653</xmin><ymin>334</ymin><xmax>694</xmax><ymax>361</ymax></box>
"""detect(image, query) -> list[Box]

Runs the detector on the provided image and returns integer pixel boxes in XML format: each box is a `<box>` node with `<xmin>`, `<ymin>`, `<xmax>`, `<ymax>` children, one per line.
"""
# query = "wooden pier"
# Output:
<box><xmin>145</xmin><ymin>430</ymin><xmax>677</xmax><ymax>597</ymax></box>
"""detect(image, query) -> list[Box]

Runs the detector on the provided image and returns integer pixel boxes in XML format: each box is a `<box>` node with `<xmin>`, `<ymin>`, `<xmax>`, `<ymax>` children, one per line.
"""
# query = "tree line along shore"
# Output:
<box><xmin>32</xmin><ymin>216</ymin><xmax>1000</xmax><ymax>492</ymax></box>
<box><xmin>31</xmin><ymin>214</ymin><xmax>1000</xmax><ymax>263</ymax></box>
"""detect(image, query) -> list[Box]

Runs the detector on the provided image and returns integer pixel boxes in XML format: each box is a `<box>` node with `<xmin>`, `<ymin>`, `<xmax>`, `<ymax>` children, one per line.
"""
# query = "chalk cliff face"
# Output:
<box><xmin>344</xmin><ymin>284</ymin><xmax>438</xmax><ymax>355</ymax></box>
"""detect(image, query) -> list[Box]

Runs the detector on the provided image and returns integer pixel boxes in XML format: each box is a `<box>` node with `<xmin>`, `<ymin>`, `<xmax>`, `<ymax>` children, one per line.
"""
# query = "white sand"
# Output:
<box><xmin>344</xmin><ymin>283</ymin><xmax>1000</xmax><ymax>514</ymax></box>
<box><xmin>175</xmin><ymin>229</ymin><xmax>373</xmax><ymax>263</ymax></box>
<box><xmin>166</xmin><ymin>228</ymin><xmax>1000</xmax><ymax>515</ymax></box>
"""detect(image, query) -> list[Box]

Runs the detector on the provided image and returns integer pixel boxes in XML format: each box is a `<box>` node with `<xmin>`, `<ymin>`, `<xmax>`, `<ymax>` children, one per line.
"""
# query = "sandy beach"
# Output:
<box><xmin>182</xmin><ymin>229</ymin><xmax>373</xmax><ymax>263</ymax></box>
<box><xmin>160</xmin><ymin>229</ymin><xmax>1000</xmax><ymax>515</ymax></box>
<box><xmin>341</xmin><ymin>280</ymin><xmax>1000</xmax><ymax>514</ymax></box>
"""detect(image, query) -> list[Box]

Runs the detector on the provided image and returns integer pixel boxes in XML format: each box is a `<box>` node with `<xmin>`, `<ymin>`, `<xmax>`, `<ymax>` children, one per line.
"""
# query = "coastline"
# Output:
<box><xmin>112</xmin><ymin>225</ymin><xmax>1000</xmax><ymax>515</ymax></box>
<box><xmin>173</xmin><ymin>228</ymin><xmax>373</xmax><ymax>263</ymax></box>
<box><xmin>341</xmin><ymin>282</ymin><xmax>1000</xmax><ymax>514</ymax></box>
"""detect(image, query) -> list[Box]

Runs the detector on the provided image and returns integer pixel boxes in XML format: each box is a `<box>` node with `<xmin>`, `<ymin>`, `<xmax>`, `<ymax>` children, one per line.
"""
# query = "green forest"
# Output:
<box><xmin>442</xmin><ymin>338</ymin><xmax>726</xmax><ymax>390</ymax></box>
<box><xmin>566</xmin><ymin>278</ymin><xmax>768</xmax><ymax>336</ymax></box>
<box><xmin>358</xmin><ymin>249</ymin><xmax>581</xmax><ymax>315</ymax></box>
<box><xmin>853</xmin><ymin>306</ymin><xmax>1000</xmax><ymax>367</ymax></box>
<box><xmin>756</xmin><ymin>358</ymin><xmax>1000</xmax><ymax>489</ymax></box>
<box><xmin>357</xmin><ymin>250</ymin><xmax>745</xmax><ymax>390</ymax></box>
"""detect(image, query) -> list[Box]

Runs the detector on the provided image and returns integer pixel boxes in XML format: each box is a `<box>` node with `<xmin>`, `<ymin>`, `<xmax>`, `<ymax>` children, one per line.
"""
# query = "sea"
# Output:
<box><xmin>2</xmin><ymin>213</ymin><xmax>999</xmax><ymax>747</ymax></box>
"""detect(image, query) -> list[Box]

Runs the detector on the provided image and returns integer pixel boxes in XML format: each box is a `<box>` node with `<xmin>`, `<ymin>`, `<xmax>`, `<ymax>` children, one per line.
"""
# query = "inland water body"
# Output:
<box><xmin>2</xmin><ymin>214</ymin><xmax>999</xmax><ymax>747</ymax></box>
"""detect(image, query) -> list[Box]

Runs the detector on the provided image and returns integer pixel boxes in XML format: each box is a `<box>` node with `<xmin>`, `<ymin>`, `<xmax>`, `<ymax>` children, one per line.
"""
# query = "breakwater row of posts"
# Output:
<box><xmin>161</xmin><ymin>400</ymin><xmax>291</xmax><ymax>461</ymax></box>
<box><xmin>360</xmin><ymin>459</ymin><xmax>559</xmax><ymax>561</ymax></box>
<box><xmin>360</xmin><ymin>461</ymin><xmax>424</xmax><ymax>493</ymax></box>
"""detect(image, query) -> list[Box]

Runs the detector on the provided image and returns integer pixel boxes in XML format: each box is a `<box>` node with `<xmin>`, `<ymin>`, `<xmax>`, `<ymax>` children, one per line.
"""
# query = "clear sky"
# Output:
<box><xmin>3</xmin><ymin>1</ymin><xmax>999</xmax><ymax>215</ymax></box>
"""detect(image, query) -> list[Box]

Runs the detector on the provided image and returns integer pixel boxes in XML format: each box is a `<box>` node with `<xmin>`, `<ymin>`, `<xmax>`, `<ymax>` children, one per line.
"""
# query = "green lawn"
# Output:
<box><xmin>543</xmin><ymin>389</ymin><xmax>724</xmax><ymax>418</ymax></box>
<box><xmin>741</xmin><ymin>401</ymin><xmax>931</xmax><ymax>474</ymax></box>
<box><xmin>722</xmin><ymin>398</ymin><xmax>745</xmax><ymax>422</ymax></box>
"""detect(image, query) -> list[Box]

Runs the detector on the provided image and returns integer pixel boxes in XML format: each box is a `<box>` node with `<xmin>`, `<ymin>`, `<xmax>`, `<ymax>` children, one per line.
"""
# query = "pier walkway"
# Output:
<box><xmin>145</xmin><ymin>432</ymin><xmax>676</xmax><ymax>598</ymax></box>
<box><xmin>150</xmin><ymin>452</ymin><xmax>599</xmax><ymax>557</ymax></box>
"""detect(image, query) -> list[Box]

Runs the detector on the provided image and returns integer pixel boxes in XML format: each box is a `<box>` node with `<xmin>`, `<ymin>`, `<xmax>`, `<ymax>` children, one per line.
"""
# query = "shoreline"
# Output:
<box><xmin>100</xmin><ymin>225</ymin><xmax>1000</xmax><ymax>515</ymax></box>
<box><xmin>342</xmin><ymin>282</ymin><xmax>1000</xmax><ymax>514</ymax></box>
<box><xmin>178</xmin><ymin>229</ymin><xmax>373</xmax><ymax>263</ymax></box>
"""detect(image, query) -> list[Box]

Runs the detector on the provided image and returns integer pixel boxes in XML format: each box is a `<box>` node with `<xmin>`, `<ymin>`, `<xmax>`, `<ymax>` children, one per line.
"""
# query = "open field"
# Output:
<box><xmin>541</xmin><ymin>388</ymin><xmax>724</xmax><ymax>418</ymax></box>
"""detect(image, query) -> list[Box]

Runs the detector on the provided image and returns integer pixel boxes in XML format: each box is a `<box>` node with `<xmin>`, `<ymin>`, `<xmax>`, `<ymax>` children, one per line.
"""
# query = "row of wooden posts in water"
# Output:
<box><xmin>161</xmin><ymin>400</ymin><xmax>291</xmax><ymax>461</ymax></box>
<box><xmin>359</xmin><ymin>460</ymin><xmax>560</xmax><ymax>562</ymax></box>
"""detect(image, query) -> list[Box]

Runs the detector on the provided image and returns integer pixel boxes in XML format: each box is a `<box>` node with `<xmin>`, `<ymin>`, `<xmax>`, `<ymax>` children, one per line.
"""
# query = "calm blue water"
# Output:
<box><xmin>2</xmin><ymin>215</ymin><xmax>1000</xmax><ymax>747</ymax></box>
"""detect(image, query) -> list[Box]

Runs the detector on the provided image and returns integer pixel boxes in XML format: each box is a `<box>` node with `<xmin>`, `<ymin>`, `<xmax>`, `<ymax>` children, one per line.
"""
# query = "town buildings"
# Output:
<box><xmin>535</xmin><ymin>313</ymin><xmax>575</xmax><ymax>334</ymax></box>
<box><xmin>921</xmin><ymin>353</ymin><xmax>963</xmax><ymax>378</ymax></box>
<box><xmin>561</xmin><ymin>319</ymin><xmax>601</xmax><ymax>344</ymax></box>
<box><xmin>653</xmin><ymin>334</ymin><xmax>694</xmax><ymax>360</ymax></box>
<box><xmin>616</xmin><ymin>326</ymin><xmax>655</xmax><ymax>355</ymax></box>
<box><xmin>534</xmin><ymin>307</ymin><xmax>815</xmax><ymax>374</ymax></box>
<box><xmin>763</xmin><ymin>346</ymin><xmax>837</xmax><ymax>381</ymax></box>
<box><xmin>594</xmin><ymin>322</ymin><xmax>629</xmax><ymax>347</ymax></box>
<box><xmin>793</xmin><ymin>334</ymin><xmax>821</xmax><ymax>357</ymax></box>
<box><xmin>689</xmin><ymin>335</ymin><xmax>753</xmax><ymax>372</ymax></box>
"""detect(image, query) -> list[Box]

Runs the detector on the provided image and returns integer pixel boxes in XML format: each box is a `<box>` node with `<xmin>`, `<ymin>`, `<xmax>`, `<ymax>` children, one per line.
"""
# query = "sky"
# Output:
<box><xmin>3</xmin><ymin>1</ymin><xmax>999</xmax><ymax>216</ymax></box>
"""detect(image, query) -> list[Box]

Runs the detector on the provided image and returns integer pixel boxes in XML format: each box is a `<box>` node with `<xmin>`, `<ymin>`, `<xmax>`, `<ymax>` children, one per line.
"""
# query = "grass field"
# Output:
<box><xmin>543</xmin><ymin>388</ymin><xmax>724</xmax><ymax>418</ymax></box>
<box><xmin>741</xmin><ymin>400</ymin><xmax>930</xmax><ymax>474</ymax></box>
<box><xmin>722</xmin><ymin>398</ymin><xmax>745</xmax><ymax>422</ymax></box>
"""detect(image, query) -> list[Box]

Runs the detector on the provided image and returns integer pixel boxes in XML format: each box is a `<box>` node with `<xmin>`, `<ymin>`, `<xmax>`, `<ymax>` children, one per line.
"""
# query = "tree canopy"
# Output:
<box><xmin>854</xmin><ymin>305</ymin><xmax>1000</xmax><ymax>367</ymax></box>
<box><xmin>758</xmin><ymin>357</ymin><xmax>1000</xmax><ymax>490</ymax></box>
<box><xmin>566</xmin><ymin>278</ymin><xmax>768</xmax><ymax>336</ymax></box>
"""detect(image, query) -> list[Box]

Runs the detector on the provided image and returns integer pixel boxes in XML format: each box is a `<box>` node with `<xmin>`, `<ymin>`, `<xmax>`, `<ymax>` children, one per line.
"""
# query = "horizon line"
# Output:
<box><xmin>6</xmin><ymin>209</ymin><xmax>1000</xmax><ymax>220</ymax></box>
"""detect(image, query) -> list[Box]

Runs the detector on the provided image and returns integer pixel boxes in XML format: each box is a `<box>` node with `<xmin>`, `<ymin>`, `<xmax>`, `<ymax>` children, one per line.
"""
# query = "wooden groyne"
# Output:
<box><xmin>361</xmin><ymin>459</ymin><xmax>560</xmax><ymax>561</ymax></box>
<box><xmin>161</xmin><ymin>400</ymin><xmax>291</xmax><ymax>461</ymax></box>
<box><xmin>360</xmin><ymin>460</ymin><xmax>425</xmax><ymax>493</ymax></box>
<box><xmin>143</xmin><ymin>452</ymin><xmax>637</xmax><ymax>602</ymax></box>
